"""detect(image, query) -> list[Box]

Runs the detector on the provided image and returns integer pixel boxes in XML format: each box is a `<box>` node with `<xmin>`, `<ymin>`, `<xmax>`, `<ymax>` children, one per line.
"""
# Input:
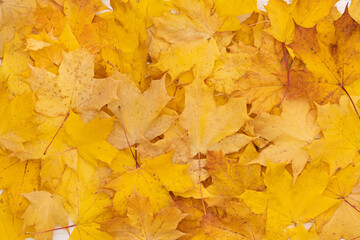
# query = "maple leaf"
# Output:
<box><xmin>63</xmin><ymin>0</ymin><xmax>101</xmax><ymax>37</ymax></box>
<box><xmin>58</xmin><ymin>168</ymin><xmax>114</xmax><ymax>240</ymax></box>
<box><xmin>288</xmin><ymin>8</ymin><xmax>360</xmax><ymax>105</ymax></box>
<box><xmin>0</xmin><ymin>155</ymin><xmax>40</xmax><ymax>216</ymax></box>
<box><xmin>0</xmin><ymin>85</ymin><xmax>36</xmax><ymax>154</ymax></box>
<box><xmin>106</xmin><ymin>152</ymin><xmax>193</xmax><ymax>215</ymax></box>
<box><xmin>250</xmin><ymin>98</ymin><xmax>320</xmax><ymax>180</ymax></box>
<box><xmin>173</xmin><ymin>196</ymin><xmax>208</xmax><ymax>239</ymax></box>
<box><xmin>152</xmin><ymin>0</ymin><xmax>222</xmax><ymax>45</ymax></box>
<box><xmin>25</xmin><ymin>48</ymin><xmax>119</xmax><ymax>117</ymax></box>
<box><xmin>21</xmin><ymin>191</ymin><xmax>69</xmax><ymax>240</ymax></box>
<box><xmin>100</xmin><ymin>0</ymin><xmax>151</xmax><ymax>90</ymax></box>
<box><xmin>242</xmin><ymin>161</ymin><xmax>338</xmax><ymax>239</ymax></box>
<box><xmin>101</xmin><ymin>0</ymin><xmax>147</xmax><ymax>52</ymax></box>
<box><xmin>315</xmin><ymin>162</ymin><xmax>360</xmax><ymax>239</ymax></box>
<box><xmin>30</xmin><ymin>110</ymin><xmax>117</xmax><ymax>187</ymax></box>
<box><xmin>150</xmin><ymin>38</ymin><xmax>220</xmax><ymax>80</ymax></box>
<box><xmin>207</xmin><ymin>31</ymin><xmax>287</xmax><ymax>113</ymax></box>
<box><xmin>137</xmin><ymin>121</ymin><xmax>193</xmax><ymax>164</ymax></box>
<box><xmin>0</xmin><ymin>35</ymin><xmax>33</xmax><ymax>95</ymax></box>
<box><xmin>201</xmin><ymin>200</ymin><xmax>266</xmax><ymax>240</ymax></box>
<box><xmin>307</xmin><ymin>96</ymin><xmax>360</xmax><ymax>175</ymax></box>
<box><xmin>107</xmin><ymin>74</ymin><xmax>175</xmax><ymax>150</ymax></box>
<box><xmin>101</xmin><ymin>191</ymin><xmax>186</xmax><ymax>240</ymax></box>
<box><xmin>205</xmin><ymin>151</ymin><xmax>263</xmax><ymax>197</ymax></box>
<box><xmin>63</xmin><ymin>110</ymin><xmax>118</xmax><ymax>166</ymax></box>
<box><xmin>0</xmin><ymin>191</ymin><xmax>27</xmax><ymax>240</ymax></box>
<box><xmin>0</xmin><ymin>0</ymin><xmax>36</xmax><ymax>25</ymax></box>
<box><xmin>179</xmin><ymin>78</ymin><xmax>249</xmax><ymax>157</ymax></box>
<box><xmin>214</xmin><ymin>0</ymin><xmax>258</xmax><ymax>31</ymax></box>
<box><xmin>265</xmin><ymin>0</ymin><xmax>337</xmax><ymax>42</ymax></box>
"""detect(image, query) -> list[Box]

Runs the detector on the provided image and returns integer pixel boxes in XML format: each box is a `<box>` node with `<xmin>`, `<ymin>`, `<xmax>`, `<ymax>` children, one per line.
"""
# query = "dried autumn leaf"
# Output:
<box><xmin>152</xmin><ymin>0</ymin><xmax>222</xmax><ymax>45</ymax></box>
<box><xmin>107</xmin><ymin>74</ymin><xmax>175</xmax><ymax>150</ymax></box>
<box><xmin>0</xmin><ymin>85</ymin><xmax>36</xmax><ymax>154</ymax></box>
<box><xmin>205</xmin><ymin>151</ymin><xmax>263</xmax><ymax>197</ymax></box>
<box><xmin>63</xmin><ymin>110</ymin><xmax>118</xmax><ymax>166</ymax></box>
<box><xmin>0</xmin><ymin>191</ymin><xmax>26</xmax><ymax>240</ymax></box>
<box><xmin>21</xmin><ymin>191</ymin><xmax>68</xmax><ymax>240</ymax></box>
<box><xmin>265</xmin><ymin>0</ymin><xmax>337</xmax><ymax>42</ymax></box>
<box><xmin>0</xmin><ymin>156</ymin><xmax>40</xmax><ymax>216</ymax></box>
<box><xmin>242</xmin><ymin>162</ymin><xmax>338</xmax><ymax>239</ymax></box>
<box><xmin>307</xmin><ymin>96</ymin><xmax>360</xmax><ymax>174</ymax></box>
<box><xmin>63</xmin><ymin>0</ymin><xmax>102</xmax><ymax>37</ymax></box>
<box><xmin>0</xmin><ymin>35</ymin><xmax>33</xmax><ymax>95</ymax></box>
<box><xmin>174</xmin><ymin>197</ymin><xmax>208</xmax><ymax>239</ymax></box>
<box><xmin>208</xmin><ymin>32</ymin><xmax>287</xmax><ymax>113</ymax></box>
<box><xmin>151</xmin><ymin>38</ymin><xmax>220</xmax><ymax>80</ymax></box>
<box><xmin>180</xmin><ymin>78</ymin><xmax>249</xmax><ymax>157</ymax></box>
<box><xmin>201</xmin><ymin>200</ymin><xmax>265</xmax><ymax>240</ymax></box>
<box><xmin>315</xmin><ymin>162</ymin><xmax>360</xmax><ymax>239</ymax></box>
<box><xmin>251</xmin><ymin>98</ymin><xmax>320</xmax><ymax>180</ymax></box>
<box><xmin>101</xmin><ymin>191</ymin><xmax>186</xmax><ymax>240</ymax></box>
<box><xmin>26</xmin><ymin>48</ymin><xmax>119</xmax><ymax>117</ymax></box>
<box><xmin>288</xmin><ymin>9</ymin><xmax>360</xmax><ymax>104</ymax></box>
<box><xmin>106</xmin><ymin>152</ymin><xmax>193</xmax><ymax>215</ymax></box>
<box><xmin>58</xmin><ymin>168</ymin><xmax>114</xmax><ymax>240</ymax></box>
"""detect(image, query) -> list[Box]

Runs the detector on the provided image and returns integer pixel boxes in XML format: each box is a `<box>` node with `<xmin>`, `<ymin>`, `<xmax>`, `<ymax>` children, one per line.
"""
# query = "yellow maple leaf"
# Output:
<box><xmin>201</xmin><ymin>200</ymin><xmax>265</xmax><ymax>240</ymax></box>
<box><xmin>0</xmin><ymin>35</ymin><xmax>33</xmax><ymax>95</ymax></box>
<box><xmin>174</xmin><ymin>196</ymin><xmax>208</xmax><ymax>239</ymax></box>
<box><xmin>251</xmin><ymin>98</ymin><xmax>320</xmax><ymax>180</ymax></box>
<box><xmin>205</xmin><ymin>151</ymin><xmax>263</xmax><ymax>197</ymax></box>
<box><xmin>208</xmin><ymin>32</ymin><xmax>286</xmax><ymax>113</ymax></box>
<box><xmin>107</xmin><ymin>74</ymin><xmax>175</xmax><ymax>149</ymax></box>
<box><xmin>106</xmin><ymin>152</ymin><xmax>193</xmax><ymax>215</ymax></box>
<box><xmin>179</xmin><ymin>78</ymin><xmax>249</xmax><ymax>157</ymax></box>
<box><xmin>288</xmin><ymin>9</ymin><xmax>360</xmax><ymax>104</ymax></box>
<box><xmin>101</xmin><ymin>191</ymin><xmax>186</xmax><ymax>240</ymax></box>
<box><xmin>4</xmin><ymin>1</ymin><xmax>360</xmax><ymax>239</ymax></box>
<box><xmin>26</xmin><ymin>48</ymin><xmax>120</xmax><ymax>117</ymax></box>
<box><xmin>265</xmin><ymin>0</ymin><xmax>337</xmax><ymax>42</ymax></box>
<box><xmin>0</xmin><ymin>85</ymin><xmax>36</xmax><ymax>154</ymax></box>
<box><xmin>22</xmin><ymin>191</ymin><xmax>68</xmax><ymax>240</ymax></box>
<box><xmin>58</xmin><ymin>168</ymin><xmax>114</xmax><ymax>240</ymax></box>
<box><xmin>315</xmin><ymin>162</ymin><xmax>360</xmax><ymax>239</ymax></box>
<box><xmin>151</xmin><ymin>38</ymin><xmax>220</xmax><ymax>80</ymax></box>
<box><xmin>0</xmin><ymin>191</ymin><xmax>26</xmax><ymax>240</ymax></box>
<box><xmin>307</xmin><ymin>96</ymin><xmax>360</xmax><ymax>175</ymax></box>
<box><xmin>242</xmin><ymin>161</ymin><xmax>338</xmax><ymax>239</ymax></box>
<box><xmin>63</xmin><ymin>0</ymin><xmax>102</xmax><ymax>36</ymax></box>
<box><xmin>0</xmin><ymin>156</ymin><xmax>40</xmax><ymax>216</ymax></box>
<box><xmin>152</xmin><ymin>0</ymin><xmax>222</xmax><ymax>45</ymax></box>
<box><xmin>63</xmin><ymin>110</ymin><xmax>118</xmax><ymax>166</ymax></box>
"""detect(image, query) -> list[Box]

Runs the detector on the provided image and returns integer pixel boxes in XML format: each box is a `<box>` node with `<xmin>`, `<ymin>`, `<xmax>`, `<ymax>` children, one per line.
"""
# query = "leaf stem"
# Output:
<box><xmin>340</xmin><ymin>85</ymin><xmax>360</xmax><ymax>119</ymax></box>
<box><xmin>52</xmin><ymin>166</ymin><xmax>66</xmax><ymax>197</ymax></box>
<box><xmin>25</xmin><ymin>224</ymin><xmax>76</xmax><ymax>235</ymax></box>
<box><xmin>198</xmin><ymin>153</ymin><xmax>206</xmax><ymax>214</ymax></box>
<box><xmin>345</xmin><ymin>199</ymin><xmax>360</xmax><ymax>214</ymax></box>
<box><xmin>118</xmin><ymin>106</ymin><xmax>140</xmax><ymax>168</ymax></box>
<box><xmin>44</xmin><ymin>111</ymin><xmax>70</xmax><ymax>155</ymax></box>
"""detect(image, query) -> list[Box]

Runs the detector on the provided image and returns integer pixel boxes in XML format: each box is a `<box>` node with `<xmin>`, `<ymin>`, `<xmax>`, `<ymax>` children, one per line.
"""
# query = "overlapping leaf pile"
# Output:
<box><xmin>2</xmin><ymin>0</ymin><xmax>360</xmax><ymax>239</ymax></box>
